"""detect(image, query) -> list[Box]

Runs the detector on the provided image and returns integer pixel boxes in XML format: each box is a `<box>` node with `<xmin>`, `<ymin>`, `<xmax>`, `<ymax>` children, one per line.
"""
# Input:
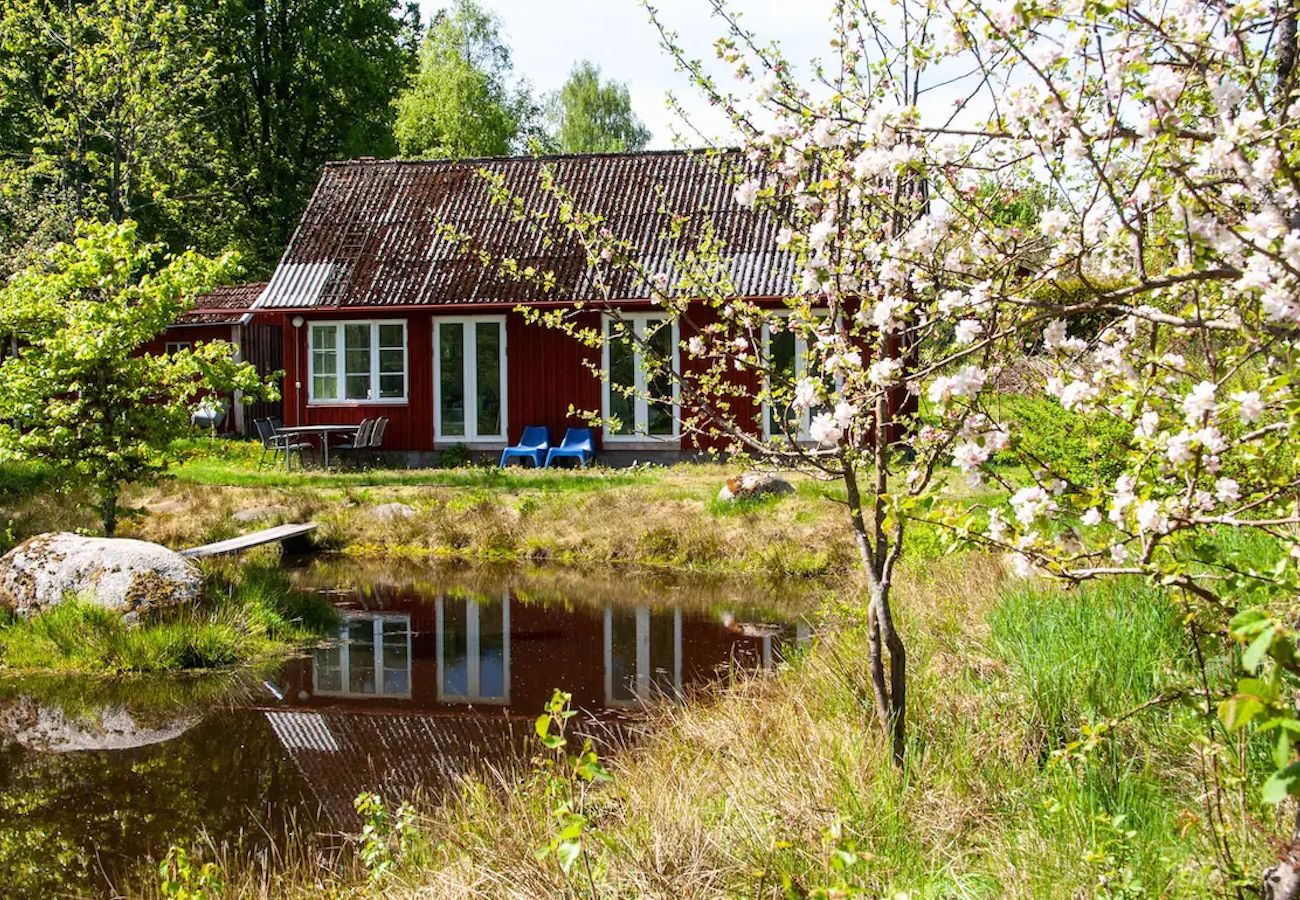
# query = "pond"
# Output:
<box><xmin>0</xmin><ymin>561</ymin><xmax>812</xmax><ymax>898</ymax></box>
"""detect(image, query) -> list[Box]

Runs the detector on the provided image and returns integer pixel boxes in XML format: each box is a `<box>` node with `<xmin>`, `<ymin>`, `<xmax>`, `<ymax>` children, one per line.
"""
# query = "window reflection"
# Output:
<box><xmin>604</xmin><ymin>606</ymin><xmax>682</xmax><ymax>706</ymax></box>
<box><xmin>437</xmin><ymin>593</ymin><xmax>510</xmax><ymax>704</ymax></box>
<box><xmin>313</xmin><ymin>614</ymin><xmax>412</xmax><ymax>698</ymax></box>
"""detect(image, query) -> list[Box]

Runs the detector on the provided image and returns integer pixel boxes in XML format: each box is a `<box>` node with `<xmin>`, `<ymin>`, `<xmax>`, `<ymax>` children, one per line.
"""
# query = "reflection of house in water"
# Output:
<box><xmin>263</xmin><ymin>582</ymin><xmax>809</xmax><ymax>827</ymax></box>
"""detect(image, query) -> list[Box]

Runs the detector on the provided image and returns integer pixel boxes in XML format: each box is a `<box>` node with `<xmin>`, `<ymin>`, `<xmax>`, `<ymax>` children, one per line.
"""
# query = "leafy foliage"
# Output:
<box><xmin>0</xmin><ymin>221</ymin><xmax>274</xmax><ymax>534</ymax></box>
<box><xmin>393</xmin><ymin>0</ymin><xmax>536</xmax><ymax>159</ymax></box>
<box><xmin>544</xmin><ymin>61</ymin><xmax>651</xmax><ymax>154</ymax></box>
<box><xmin>994</xmin><ymin>394</ymin><xmax>1133</xmax><ymax>487</ymax></box>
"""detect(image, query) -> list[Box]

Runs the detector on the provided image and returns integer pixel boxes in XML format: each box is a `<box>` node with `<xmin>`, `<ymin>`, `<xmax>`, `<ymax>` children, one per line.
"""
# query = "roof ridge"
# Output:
<box><xmin>322</xmin><ymin>147</ymin><xmax>740</xmax><ymax>169</ymax></box>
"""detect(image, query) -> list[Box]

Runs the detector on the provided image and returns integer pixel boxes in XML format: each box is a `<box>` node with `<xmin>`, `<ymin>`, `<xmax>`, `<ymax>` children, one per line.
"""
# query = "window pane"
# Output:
<box><xmin>645</xmin><ymin>321</ymin><xmax>674</xmax><ymax>436</ymax></box>
<box><xmin>382</xmin><ymin>619</ymin><xmax>410</xmax><ymax>694</ymax></box>
<box><xmin>607</xmin><ymin>323</ymin><xmax>636</xmax><ymax>435</ymax></box>
<box><xmin>441</xmin><ymin>599</ymin><xmax>468</xmax><ymax>697</ymax></box>
<box><xmin>347</xmin><ymin>619</ymin><xmax>376</xmax><ymax>695</ymax></box>
<box><xmin>312</xmin><ymin>370</ymin><xmax>338</xmax><ymax>401</ymax></box>
<box><xmin>344</xmin><ymin>324</ymin><xmax>372</xmax><ymax>400</ymax></box>
<box><xmin>439</xmin><ymin>323</ymin><xmax>465</xmax><ymax>436</ymax></box>
<box><xmin>311</xmin><ymin>325</ymin><xmax>337</xmax><ymax>351</ymax></box>
<box><xmin>475</xmin><ymin>322</ymin><xmax>502</xmax><ymax>436</ymax></box>
<box><xmin>768</xmin><ymin>330</ymin><xmax>797</xmax><ymax>436</ymax></box>
<box><xmin>648</xmin><ymin>611</ymin><xmax>678</xmax><ymax>697</ymax></box>
<box><xmin>379</xmin><ymin>374</ymin><xmax>404</xmax><ymax>399</ymax></box>
<box><xmin>314</xmin><ymin>642</ymin><xmax>342</xmax><ymax>693</ymax></box>
<box><xmin>478</xmin><ymin>599</ymin><xmax>507</xmax><ymax>700</ymax></box>
<box><xmin>378</xmin><ymin>323</ymin><xmax>404</xmax><ymax>348</ymax></box>
<box><xmin>609</xmin><ymin>607</ymin><xmax>638</xmax><ymax>701</ymax></box>
<box><xmin>311</xmin><ymin>326</ymin><xmax>338</xmax><ymax>401</ymax></box>
<box><xmin>379</xmin><ymin>348</ymin><xmax>404</xmax><ymax>374</ymax></box>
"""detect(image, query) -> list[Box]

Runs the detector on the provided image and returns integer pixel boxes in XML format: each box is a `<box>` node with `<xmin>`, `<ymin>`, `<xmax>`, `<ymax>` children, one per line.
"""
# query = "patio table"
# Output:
<box><xmin>275</xmin><ymin>424</ymin><xmax>360</xmax><ymax>471</ymax></box>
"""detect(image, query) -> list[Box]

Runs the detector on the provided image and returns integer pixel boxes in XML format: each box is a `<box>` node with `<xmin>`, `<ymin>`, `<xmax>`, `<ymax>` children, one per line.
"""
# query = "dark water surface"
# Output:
<box><xmin>0</xmin><ymin>563</ymin><xmax>810</xmax><ymax>898</ymax></box>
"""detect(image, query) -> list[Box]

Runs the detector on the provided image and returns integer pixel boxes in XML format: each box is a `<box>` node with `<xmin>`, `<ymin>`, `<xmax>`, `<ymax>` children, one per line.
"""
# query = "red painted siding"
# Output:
<box><xmin>504</xmin><ymin>310</ymin><xmax>604</xmax><ymax>448</ymax></box>
<box><xmin>279</xmin><ymin>310</ymin><xmax>435</xmax><ymax>452</ymax></box>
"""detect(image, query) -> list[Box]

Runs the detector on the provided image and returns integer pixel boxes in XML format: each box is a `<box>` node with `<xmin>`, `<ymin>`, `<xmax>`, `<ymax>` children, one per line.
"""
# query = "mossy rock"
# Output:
<box><xmin>0</xmin><ymin>533</ymin><xmax>201</xmax><ymax>625</ymax></box>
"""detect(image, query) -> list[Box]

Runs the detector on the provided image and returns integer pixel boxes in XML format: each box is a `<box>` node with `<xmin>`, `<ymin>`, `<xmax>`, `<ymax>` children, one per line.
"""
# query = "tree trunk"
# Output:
<box><xmin>101</xmin><ymin>489</ymin><xmax>118</xmax><ymax>538</ymax></box>
<box><xmin>844</xmin><ymin>463</ymin><xmax>908</xmax><ymax>765</ymax></box>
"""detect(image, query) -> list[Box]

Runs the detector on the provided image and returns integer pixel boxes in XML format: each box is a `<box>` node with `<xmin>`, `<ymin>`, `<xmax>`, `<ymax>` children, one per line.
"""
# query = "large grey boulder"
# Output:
<box><xmin>0</xmin><ymin>532</ymin><xmax>201</xmax><ymax>623</ymax></box>
<box><xmin>717</xmin><ymin>472</ymin><xmax>795</xmax><ymax>503</ymax></box>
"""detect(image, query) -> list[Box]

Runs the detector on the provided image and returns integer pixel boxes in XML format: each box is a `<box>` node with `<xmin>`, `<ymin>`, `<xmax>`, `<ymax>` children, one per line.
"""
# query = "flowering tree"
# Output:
<box><xmin>461</xmin><ymin>0</ymin><xmax>1300</xmax><ymax>887</ymax></box>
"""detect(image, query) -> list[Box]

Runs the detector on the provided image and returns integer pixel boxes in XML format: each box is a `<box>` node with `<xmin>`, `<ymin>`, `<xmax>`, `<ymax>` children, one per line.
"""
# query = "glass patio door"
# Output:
<box><xmin>435</xmin><ymin>317</ymin><xmax>507</xmax><ymax>441</ymax></box>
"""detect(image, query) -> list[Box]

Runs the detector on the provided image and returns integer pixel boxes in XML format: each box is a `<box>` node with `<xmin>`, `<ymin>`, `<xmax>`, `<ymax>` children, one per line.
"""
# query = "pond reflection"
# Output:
<box><xmin>0</xmin><ymin>564</ymin><xmax>811</xmax><ymax>898</ymax></box>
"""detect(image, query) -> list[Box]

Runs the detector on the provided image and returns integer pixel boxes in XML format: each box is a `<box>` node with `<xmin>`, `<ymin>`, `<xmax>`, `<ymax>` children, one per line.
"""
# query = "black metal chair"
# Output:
<box><xmin>255</xmin><ymin>418</ymin><xmax>312</xmax><ymax>470</ymax></box>
<box><xmin>334</xmin><ymin>419</ymin><xmax>375</xmax><ymax>468</ymax></box>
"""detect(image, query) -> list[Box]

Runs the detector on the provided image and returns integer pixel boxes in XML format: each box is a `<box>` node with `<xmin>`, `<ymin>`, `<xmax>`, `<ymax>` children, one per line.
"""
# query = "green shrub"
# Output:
<box><xmin>993</xmin><ymin>393</ymin><xmax>1132</xmax><ymax>486</ymax></box>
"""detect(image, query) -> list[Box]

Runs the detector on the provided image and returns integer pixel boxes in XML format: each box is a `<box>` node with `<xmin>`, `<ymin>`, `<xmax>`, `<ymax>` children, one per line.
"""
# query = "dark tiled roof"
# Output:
<box><xmin>175</xmin><ymin>282</ymin><xmax>267</xmax><ymax>325</ymax></box>
<box><xmin>256</xmin><ymin>150</ymin><xmax>793</xmax><ymax>310</ymax></box>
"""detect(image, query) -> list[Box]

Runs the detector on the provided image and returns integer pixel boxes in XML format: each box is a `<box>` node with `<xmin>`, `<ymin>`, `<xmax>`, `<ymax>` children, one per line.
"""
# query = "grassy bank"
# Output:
<box><xmin>0</xmin><ymin>557</ymin><xmax>337</xmax><ymax>675</ymax></box>
<box><xmin>1</xmin><ymin>440</ymin><xmax>871</xmax><ymax>578</ymax></box>
<box><xmin>142</xmin><ymin>552</ymin><xmax>1275</xmax><ymax>899</ymax></box>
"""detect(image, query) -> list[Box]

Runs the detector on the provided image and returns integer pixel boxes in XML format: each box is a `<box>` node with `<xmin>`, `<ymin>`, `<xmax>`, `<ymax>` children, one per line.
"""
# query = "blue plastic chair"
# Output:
<box><xmin>544</xmin><ymin>428</ymin><xmax>595</xmax><ymax>468</ymax></box>
<box><xmin>499</xmin><ymin>425</ymin><xmax>551</xmax><ymax>468</ymax></box>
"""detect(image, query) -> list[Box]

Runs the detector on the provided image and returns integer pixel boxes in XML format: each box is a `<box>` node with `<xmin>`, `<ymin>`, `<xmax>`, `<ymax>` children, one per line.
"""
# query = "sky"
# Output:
<box><xmin>417</xmin><ymin>0</ymin><xmax>841</xmax><ymax>149</ymax></box>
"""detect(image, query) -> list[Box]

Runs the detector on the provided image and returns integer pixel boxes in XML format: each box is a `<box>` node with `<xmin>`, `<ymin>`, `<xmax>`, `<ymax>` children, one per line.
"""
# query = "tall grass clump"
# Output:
<box><xmin>0</xmin><ymin>557</ymin><xmax>338</xmax><ymax>675</ymax></box>
<box><xmin>987</xmin><ymin>579</ymin><xmax>1188</xmax><ymax>749</ymax></box>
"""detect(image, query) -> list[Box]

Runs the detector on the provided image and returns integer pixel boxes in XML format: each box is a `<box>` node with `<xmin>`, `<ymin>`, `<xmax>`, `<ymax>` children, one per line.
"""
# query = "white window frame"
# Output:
<box><xmin>164</xmin><ymin>341</ymin><xmax>192</xmax><ymax>355</ymax></box>
<box><xmin>601</xmin><ymin>314</ymin><xmax>680</xmax><ymax>443</ymax></box>
<box><xmin>306</xmin><ymin>319</ymin><xmax>409</xmax><ymax>405</ymax></box>
<box><xmin>313</xmin><ymin>613</ymin><xmax>412</xmax><ymax>699</ymax></box>
<box><xmin>761</xmin><ymin>311</ymin><xmax>834</xmax><ymax>441</ymax></box>
<box><xmin>436</xmin><ymin>593</ymin><xmax>511</xmax><ymax>705</ymax></box>
<box><xmin>433</xmin><ymin>316</ymin><xmax>509</xmax><ymax>443</ymax></box>
<box><xmin>603</xmin><ymin>606</ymin><xmax>683</xmax><ymax>707</ymax></box>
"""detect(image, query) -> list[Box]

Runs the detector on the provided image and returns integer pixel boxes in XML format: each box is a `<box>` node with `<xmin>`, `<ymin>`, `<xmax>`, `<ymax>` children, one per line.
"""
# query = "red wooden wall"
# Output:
<box><xmin>278</xmin><ymin>309</ymin><xmax>609</xmax><ymax>453</ymax></box>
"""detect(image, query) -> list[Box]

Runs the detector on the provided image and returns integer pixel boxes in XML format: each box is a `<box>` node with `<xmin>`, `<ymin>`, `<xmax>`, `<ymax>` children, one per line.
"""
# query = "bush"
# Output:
<box><xmin>994</xmin><ymin>394</ymin><xmax>1132</xmax><ymax>486</ymax></box>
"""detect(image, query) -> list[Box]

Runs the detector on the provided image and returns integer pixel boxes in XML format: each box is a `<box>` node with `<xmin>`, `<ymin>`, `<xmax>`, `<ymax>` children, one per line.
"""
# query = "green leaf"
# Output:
<box><xmin>556</xmin><ymin>840</ymin><xmax>582</xmax><ymax>873</ymax></box>
<box><xmin>1262</xmin><ymin>762</ymin><xmax>1300</xmax><ymax>804</ymax></box>
<box><xmin>535</xmin><ymin>714</ymin><xmax>551</xmax><ymax>739</ymax></box>
<box><xmin>1243</xmin><ymin>625</ymin><xmax>1277</xmax><ymax>673</ymax></box>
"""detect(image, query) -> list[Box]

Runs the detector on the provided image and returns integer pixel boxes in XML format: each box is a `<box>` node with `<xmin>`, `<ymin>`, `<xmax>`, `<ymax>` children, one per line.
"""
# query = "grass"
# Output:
<box><xmin>0</xmin><ymin>556</ymin><xmax>338</xmax><ymax>675</ymax></box>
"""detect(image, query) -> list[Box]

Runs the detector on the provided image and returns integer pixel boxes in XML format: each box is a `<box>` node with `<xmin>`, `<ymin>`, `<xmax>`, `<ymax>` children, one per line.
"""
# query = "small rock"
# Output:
<box><xmin>144</xmin><ymin>498</ymin><xmax>187</xmax><ymax>515</ymax></box>
<box><xmin>717</xmin><ymin>472</ymin><xmax>795</xmax><ymax>503</ymax></box>
<box><xmin>372</xmin><ymin>502</ymin><xmax>416</xmax><ymax>522</ymax></box>
<box><xmin>0</xmin><ymin>532</ymin><xmax>201</xmax><ymax>624</ymax></box>
<box><xmin>232</xmin><ymin>505</ymin><xmax>291</xmax><ymax>524</ymax></box>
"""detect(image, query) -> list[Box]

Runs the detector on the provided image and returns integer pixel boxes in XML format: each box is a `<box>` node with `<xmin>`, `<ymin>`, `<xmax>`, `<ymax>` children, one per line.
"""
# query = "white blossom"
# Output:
<box><xmin>1182</xmin><ymin>381</ymin><xmax>1218</xmax><ymax>423</ymax></box>
<box><xmin>809</xmin><ymin>412</ymin><xmax>843</xmax><ymax>446</ymax></box>
<box><xmin>734</xmin><ymin>179</ymin><xmax>761</xmax><ymax>207</ymax></box>
<box><xmin>1215</xmin><ymin>477</ymin><xmax>1241</xmax><ymax>503</ymax></box>
<box><xmin>1231</xmin><ymin>390</ymin><xmax>1264</xmax><ymax>424</ymax></box>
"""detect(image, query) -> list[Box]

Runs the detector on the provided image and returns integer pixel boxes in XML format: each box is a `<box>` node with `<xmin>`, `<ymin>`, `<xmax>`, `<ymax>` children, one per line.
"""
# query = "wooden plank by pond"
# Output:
<box><xmin>181</xmin><ymin>523</ymin><xmax>318</xmax><ymax>559</ymax></box>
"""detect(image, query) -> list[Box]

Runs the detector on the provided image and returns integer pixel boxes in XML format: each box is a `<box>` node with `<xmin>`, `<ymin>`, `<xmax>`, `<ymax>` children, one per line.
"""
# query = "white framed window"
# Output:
<box><xmin>761</xmin><ymin>312</ymin><xmax>832</xmax><ymax>441</ymax></box>
<box><xmin>604</xmin><ymin>606</ymin><xmax>682</xmax><ymax>707</ymax></box>
<box><xmin>307</xmin><ymin>320</ymin><xmax>408</xmax><ymax>404</ymax></box>
<box><xmin>313</xmin><ymin>613</ymin><xmax>412</xmax><ymax>698</ymax></box>
<box><xmin>436</xmin><ymin>593</ymin><xmax>510</xmax><ymax>704</ymax></box>
<box><xmin>602</xmin><ymin>314</ymin><xmax>679</xmax><ymax>441</ymax></box>
<box><xmin>164</xmin><ymin>341</ymin><xmax>191</xmax><ymax>355</ymax></box>
<box><xmin>434</xmin><ymin>316</ymin><xmax>507</xmax><ymax>442</ymax></box>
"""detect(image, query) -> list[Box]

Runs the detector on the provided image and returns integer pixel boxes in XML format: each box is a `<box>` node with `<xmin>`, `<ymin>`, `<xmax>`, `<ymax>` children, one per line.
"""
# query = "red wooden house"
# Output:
<box><xmin>144</xmin><ymin>281</ymin><xmax>284</xmax><ymax>435</ymax></box>
<box><xmin>248</xmin><ymin>149</ymin><xmax>796</xmax><ymax>463</ymax></box>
